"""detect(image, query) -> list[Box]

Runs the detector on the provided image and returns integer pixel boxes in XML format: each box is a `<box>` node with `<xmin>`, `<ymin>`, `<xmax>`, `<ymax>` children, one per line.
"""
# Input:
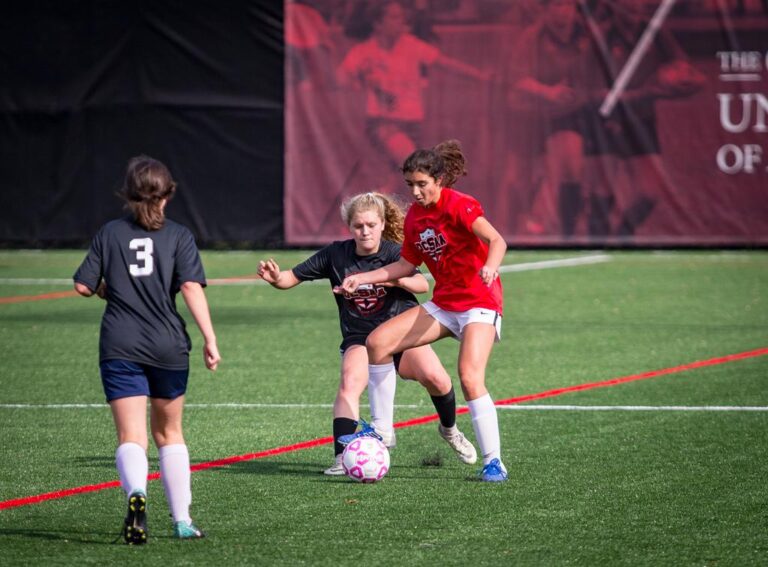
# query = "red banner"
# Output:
<box><xmin>285</xmin><ymin>1</ymin><xmax>768</xmax><ymax>246</ymax></box>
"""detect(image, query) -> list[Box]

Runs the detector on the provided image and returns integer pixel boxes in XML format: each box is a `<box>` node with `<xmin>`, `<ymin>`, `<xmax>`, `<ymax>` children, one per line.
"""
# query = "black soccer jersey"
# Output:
<box><xmin>292</xmin><ymin>239</ymin><xmax>420</xmax><ymax>350</ymax></box>
<box><xmin>74</xmin><ymin>216</ymin><xmax>206</xmax><ymax>369</ymax></box>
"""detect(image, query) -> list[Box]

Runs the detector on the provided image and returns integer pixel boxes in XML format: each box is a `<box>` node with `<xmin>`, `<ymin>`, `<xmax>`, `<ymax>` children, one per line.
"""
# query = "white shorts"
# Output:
<box><xmin>422</xmin><ymin>301</ymin><xmax>502</xmax><ymax>342</ymax></box>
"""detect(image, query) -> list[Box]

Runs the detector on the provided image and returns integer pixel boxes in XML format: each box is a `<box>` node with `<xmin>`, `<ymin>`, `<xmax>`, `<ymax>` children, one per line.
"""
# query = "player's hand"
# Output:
<box><xmin>204</xmin><ymin>341</ymin><xmax>221</xmax><ymax>371</ymax></box>
<box><xmin>479</xmin><ymin>266</ymin><xmax>498</xmax><ymax>286</ymax></box>
<box><xmin>547</xmin><ymin>81</ymin><xmax>577</xmax><ymax>105</ymax></box>
<box><xmin>333</xmin><ymin>275</ymin><xmax>361</xmax><ymax>295</ymax></box>
<box><xmin>96</xmin><ymin>281</ymin><xmax>107</xmax><ymax>299</ymax></box>
<box><xmin>257</xmin><ymin>259</ymin><xmax>281</xmax><ymax>285</ymax></box>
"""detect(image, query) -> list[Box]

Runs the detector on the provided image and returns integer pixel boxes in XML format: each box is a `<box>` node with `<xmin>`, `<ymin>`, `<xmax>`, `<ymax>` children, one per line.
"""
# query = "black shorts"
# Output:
<box><xmin>583</xmin><ymin>104</ymin><xmax>660</xmax><ymax>157</ymax></box>
<box><xmin>340</xmin><ymin>335</ymin><xmax>403</xmax><ymax>373</ymax></box>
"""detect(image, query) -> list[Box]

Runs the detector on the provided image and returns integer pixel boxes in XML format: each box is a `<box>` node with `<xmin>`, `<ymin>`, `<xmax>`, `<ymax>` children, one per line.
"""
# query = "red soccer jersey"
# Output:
<box><xmin>401</xmin><ymin>188</ymin><xmax>503</xmax><ymax>314</ymax></box>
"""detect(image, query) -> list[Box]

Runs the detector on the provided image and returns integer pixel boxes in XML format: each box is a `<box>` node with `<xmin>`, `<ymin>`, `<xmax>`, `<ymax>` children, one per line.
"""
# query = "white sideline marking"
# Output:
<box><xmin>0</xmin><ymin>403</ymin><xmax>422</xmax><ymax>410</ymax></box>
<box><xmin>497</xmin><ymin>254</ymin><xmax>610</xmax><ymax>274</ymax></box>
<box><xmin>2</xmin><ymin>403</ymin><xmax>767</xmax><ymax>412</ymax></box>
<box><xmin>0</xmin><ymin>254</ymin><xmax>611</xmax><ymax>287</ymax></box>
<box><xmin>0</xmin><ymin>278</ymin><xmax>73</xmax><ymax>285</ymax></box>
<box><xmin>497</xmin><ymin>405</ymin><xmax>768</xmax><ymax>412</ymax></box>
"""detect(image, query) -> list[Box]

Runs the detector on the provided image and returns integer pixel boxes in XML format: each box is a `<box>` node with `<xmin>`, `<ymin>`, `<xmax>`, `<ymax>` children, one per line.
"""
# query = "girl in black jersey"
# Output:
<box><xmin>258</xmin><ymin>192</ymin><xmax>477</xmax><ymax>475</ymax></box>
<box><xmin>74</xmin><ymin>156</ymin><xmax>220</xmax><ymax>543</ymax></box>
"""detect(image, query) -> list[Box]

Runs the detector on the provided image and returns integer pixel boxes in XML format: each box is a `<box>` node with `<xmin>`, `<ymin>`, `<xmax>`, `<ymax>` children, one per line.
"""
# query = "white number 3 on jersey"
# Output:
<box><xmin>129</xmin><ymin>237</ymin><xmax>154</xmax><ymax>277</ymax></box>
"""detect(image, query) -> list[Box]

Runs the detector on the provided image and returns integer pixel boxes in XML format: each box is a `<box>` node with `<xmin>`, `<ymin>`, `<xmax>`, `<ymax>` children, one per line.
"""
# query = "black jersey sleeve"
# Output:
<box><xmin>173</xmin><ymin>226</ymin><xmax>206</xmax><ymax>291</ymax></box>
<box><xmin>291</xmin><ymin>245</ymin><xmax>333</xmax><ymax>281</ymax></box>
<box><xmin>73</xmin><ymin>225</ymin><xmax>105</xmax><ymax>291</ymax></box>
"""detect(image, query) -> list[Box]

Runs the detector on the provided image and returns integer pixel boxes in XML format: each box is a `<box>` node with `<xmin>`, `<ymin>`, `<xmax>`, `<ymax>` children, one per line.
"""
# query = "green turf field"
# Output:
<box><xmin>0</xmin><ymin>250</ymin><xmax>766</xmax><ymax>566</ymax></box>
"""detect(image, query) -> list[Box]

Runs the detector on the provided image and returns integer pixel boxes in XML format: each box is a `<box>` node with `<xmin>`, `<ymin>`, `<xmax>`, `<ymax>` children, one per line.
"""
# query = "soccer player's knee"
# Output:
<box><xmin>365</xmin><ymin>334</ymin><xmax>390</xmax><ymax>363</ymax></box>
<box><xmin>421</xmin><ymin>370</ymin><xmax>450</xmax><ymax>391</ymax></box>
<box><xmin>458</xmin><ymin>367</ymin><xmax>485</xmax><ymax>392</ymax></box>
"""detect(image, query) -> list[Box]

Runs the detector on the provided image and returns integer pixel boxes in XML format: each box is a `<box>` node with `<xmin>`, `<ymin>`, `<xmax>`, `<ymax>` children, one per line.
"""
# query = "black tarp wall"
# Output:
<box><xmin>0</xmin><ymin>0</ymin><xmax>284</xmax><ymax>247</ymax></box>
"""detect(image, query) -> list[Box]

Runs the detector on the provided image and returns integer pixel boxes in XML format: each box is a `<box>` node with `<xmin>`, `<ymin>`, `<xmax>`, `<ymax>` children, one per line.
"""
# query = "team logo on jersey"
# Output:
<box><xmin>342</xmin><ymin>282</ymin><xmax>387</xmax><ymax>316</ymax></box>
<box><xmin>414</xmin><ymin>227</ymin><xmax>447</xmax><ymax>263</ymax></box>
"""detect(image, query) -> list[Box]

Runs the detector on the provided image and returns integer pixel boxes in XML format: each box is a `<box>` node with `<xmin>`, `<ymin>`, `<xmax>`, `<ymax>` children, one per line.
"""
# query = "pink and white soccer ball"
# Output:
<box><xmin>341</xmin><ymin>437</ymin><xmax>390</xmax><ymax>483</ymax></box>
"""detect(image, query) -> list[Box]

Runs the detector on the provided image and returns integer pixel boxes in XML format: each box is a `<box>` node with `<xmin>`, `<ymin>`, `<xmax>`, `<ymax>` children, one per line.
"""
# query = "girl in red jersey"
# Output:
<box><xmin>337</xmin><ymin>140</ymin><xmax>508</xmax><ymax>482</ymax></box>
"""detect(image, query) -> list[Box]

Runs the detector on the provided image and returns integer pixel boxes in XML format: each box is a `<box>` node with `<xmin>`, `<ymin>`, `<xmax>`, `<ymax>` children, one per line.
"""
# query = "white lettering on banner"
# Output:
<box><xmin>716</xmin><ymin>51</ymin><xmax>762</xmax><ymax>74</ymax></box>
<box><xmin>716</xmin><ymin>144</ymin><xmax>763</xmax><ymax>175</ymax></box>
<box><xmin>715</xmin><ymin>51</ymin><xmax>767</xmax><ymax>175</ymax></box>
<box><xmin>718</xmin><ymin>94</ymin><xmax>768</xmax><ymax>133</ymax></box>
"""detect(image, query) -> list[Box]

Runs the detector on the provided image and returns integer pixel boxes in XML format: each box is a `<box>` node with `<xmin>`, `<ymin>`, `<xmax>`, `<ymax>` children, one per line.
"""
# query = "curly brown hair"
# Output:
<box><xmin>401</xmin><ymin>139</ymin><xmax>467</xmax><ymax>187</ymax></box>
<box><xmin>340</xmin><ymin>192</ymin><xmax>406</xmax><ymax>243</ymax></box>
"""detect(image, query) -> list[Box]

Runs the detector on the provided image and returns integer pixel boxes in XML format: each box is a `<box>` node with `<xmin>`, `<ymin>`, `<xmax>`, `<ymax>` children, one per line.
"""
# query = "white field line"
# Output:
<box><xmin>2</xmin><ymin>403</ymin><xmax>767</xmax><ymax>412</ymax></box>
<box><xmin>496</xmin><ymin>254</ymin><xmax>609</xmax><ymax>274</ymax></box>
<box><xmin>0</xmin><ymin>403</ymin><xmax>420</xmax><ymax>409</ymax></box>
<box><xmin>0</xmin><ymin>254</ymin><xmax>611</xmax><ymax>287</ymax></box>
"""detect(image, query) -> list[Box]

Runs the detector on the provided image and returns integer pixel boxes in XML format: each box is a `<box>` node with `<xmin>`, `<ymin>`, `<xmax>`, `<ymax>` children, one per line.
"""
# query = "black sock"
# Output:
<box><xmin>588</xmin><ymin>194</ymin><xmax>615</xmax><ymax>237</ymax></box>
<box><xmin>558</xmin><ymin>182</ymin><xmax>583</xmax><ymax>236</ymax></box>
<box><xmin>617</xmin><ymin>195</ymin><xmax>656</xmax><ymax>237</ymax></box>
<box><xmin>333</xmin><ymin>417</ymin><xmax>358</xmax><ymax>456</ymax></box>
<box><xmin>430</xmin><ymin>387</ymin><xmax>456</xmax><ymax>428</ymax></box>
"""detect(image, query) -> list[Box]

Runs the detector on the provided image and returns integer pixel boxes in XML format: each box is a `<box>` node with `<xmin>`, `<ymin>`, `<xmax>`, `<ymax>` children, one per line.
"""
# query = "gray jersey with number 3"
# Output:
<box><xmin>74</xmin><ymin>216</ymin><xmax>206</xmax><ymax>369</ymax></box>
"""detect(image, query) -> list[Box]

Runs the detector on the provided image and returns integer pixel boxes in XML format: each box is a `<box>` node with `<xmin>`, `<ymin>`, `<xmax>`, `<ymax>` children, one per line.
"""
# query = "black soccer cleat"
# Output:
<box><xmin>123</xmin><ymin>491</ymin><xmax>148</xmax><ymax>545</ymax></box>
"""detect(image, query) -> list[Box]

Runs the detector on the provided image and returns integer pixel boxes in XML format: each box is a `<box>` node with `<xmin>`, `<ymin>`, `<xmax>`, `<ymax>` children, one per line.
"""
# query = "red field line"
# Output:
<box><xmin>0</xmin><ymin>290</ymin><xmax>78</xmax><ymax>304</ymax></box>
<box><xmin>1</xmin><ymin>346</ymin><xmax>766</xmax><ymax>511</ymax></box>
<box><xmin>0</xmin><ymin>277</ymin><xmax>260</xmax><ymax>305</ymax></box>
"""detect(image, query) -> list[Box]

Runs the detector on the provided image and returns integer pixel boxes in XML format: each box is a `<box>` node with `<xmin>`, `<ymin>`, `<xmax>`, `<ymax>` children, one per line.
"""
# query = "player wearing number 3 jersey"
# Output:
<box><xmin>74</xmin><ymin>156</ymin><xmax>220</xmax><ymax>543</ymax></box>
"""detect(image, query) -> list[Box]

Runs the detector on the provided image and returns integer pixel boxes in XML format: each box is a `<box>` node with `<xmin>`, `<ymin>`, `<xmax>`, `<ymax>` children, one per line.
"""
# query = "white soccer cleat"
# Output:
<box><xmin>438</xmin><ymin>424</ymin><xmax>478</xmax><ymax>464</ymax></box>
<box><xmin>323</xmin><ymin>454</ymin><xmax>345</xmax><ymax>476</ymax></box>
<box><xmin>378</xmin><ymin>427</ymin><xmax>396</xmax><ymax>448</ymax></box>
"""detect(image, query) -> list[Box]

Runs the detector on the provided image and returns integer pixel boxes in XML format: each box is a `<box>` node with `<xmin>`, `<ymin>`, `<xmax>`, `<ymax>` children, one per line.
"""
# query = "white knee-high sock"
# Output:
<box><xmin>467</xmin><ymin>394</ymin><xmax>504</xmax><ymax>468</ymax></box>
<box><xmin>159</xmin><ymin>444</ymin><xmax>192</xmax><ymax>523</ymax></box>
<box><xmin>368</xmin><ymin>362</ymin><xmax>396</xmax><ymax>436</ymax></box>
<box><xmin>115</xmin><ymin>442</ymin><xmax>148</xmax><ymax>497</ymax></box>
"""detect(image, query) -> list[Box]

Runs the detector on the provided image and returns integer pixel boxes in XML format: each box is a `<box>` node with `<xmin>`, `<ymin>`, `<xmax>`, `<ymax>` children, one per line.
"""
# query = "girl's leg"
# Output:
<box><xmin>332</xmin><ymin>345</ymin><xmax>369</xmax><ymax>461</ymax></box>
<box><xmin>546</xmin><ymin>130</ymin><xmax>585</xmax><ymax>237</ymax></box>
<box><xmin>397</xmin><ymin>345</ymin><xmax>452</xmax><ymax>396</ymax></box>
<box><xmin>110</xmin><ymin>396</ymin><xmax>149</xmax><ymax>497</ymax></box>
<box><xmin>366</xmin><ymin>305</ymin><xmax>449</xmax><ymax>365</ymax></box>
<box><xmin>458</xmin><ymin>323</ymin><xmax>506</xmax><ymax>478</ymax></box>
<box><xmin>150</xmin><ymin>396</ymin><xmax>194</xmax><ymax>526</ymax></box>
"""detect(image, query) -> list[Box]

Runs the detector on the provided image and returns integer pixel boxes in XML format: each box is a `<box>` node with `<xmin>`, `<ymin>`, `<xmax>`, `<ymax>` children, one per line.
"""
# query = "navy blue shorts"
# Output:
<box><xmin>100</xmin><ymin>359</ymin><xmax>189</xmax><ymax>402</ymax></box>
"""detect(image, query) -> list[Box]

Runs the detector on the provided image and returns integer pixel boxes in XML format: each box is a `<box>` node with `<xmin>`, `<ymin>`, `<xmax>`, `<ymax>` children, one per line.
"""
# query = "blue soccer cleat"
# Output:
<box><xmin>479</xmin><ymin>458</ymin><xmax>508</xmax><ymax>482</ymax></box>
<box><xmin>337</xmin><ymin>418</ymin><xmax>383</xmax><ymax>446</ymax></box>
<box><xmin>173</xmin><ymin>520</ymin><xmax>205</xmax><ymax>539</ymax></box>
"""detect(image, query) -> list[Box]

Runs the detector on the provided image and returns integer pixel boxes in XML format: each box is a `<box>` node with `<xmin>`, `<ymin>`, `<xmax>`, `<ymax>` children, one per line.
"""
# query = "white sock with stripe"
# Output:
<box><xmin>159</xmin><ymin>444</ymin><xmax>192</xmax><ymax>523</ymax></box>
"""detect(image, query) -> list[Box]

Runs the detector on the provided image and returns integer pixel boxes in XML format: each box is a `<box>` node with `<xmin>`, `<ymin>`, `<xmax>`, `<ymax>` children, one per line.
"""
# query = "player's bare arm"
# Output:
<box><xmin>74</xmin><ymin>281</ymin><xmax>95</xmax><ymax>297</ymax></box>
<box><xmin>437</xmin><ymin>54</ymin><xmax>492</xmax><ymax>82</ymax></box>
<box><xmin>257</xmin><ymin>258</ymin><xmax>301</xmax><ymax>289</ymax></box>
<box><xmin>335</xmin><ymin>257</ymin><xmax>416</xmax><ymax>294</ymax></box>
<box><xmin>472</xmin><ymin>216</ymin><xmax>507</xmax><ymax>286</ymax></box>
<box><xmin>180</xmin><ymin>281</ymin><xmax>221</xmax><ymax>371</ymax></box>
<box><xmin>381</xmin><ymin>272</ymin><xmax>429</xmax><ymax>294</ymax></box>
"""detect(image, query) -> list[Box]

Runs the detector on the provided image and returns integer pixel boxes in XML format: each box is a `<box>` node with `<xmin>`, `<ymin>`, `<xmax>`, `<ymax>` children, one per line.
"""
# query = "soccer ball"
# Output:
<box><xmin>341</xmin><ymin>437</ymin><xmax>390</xmax><ymax>483</ymax></box>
